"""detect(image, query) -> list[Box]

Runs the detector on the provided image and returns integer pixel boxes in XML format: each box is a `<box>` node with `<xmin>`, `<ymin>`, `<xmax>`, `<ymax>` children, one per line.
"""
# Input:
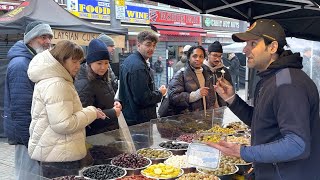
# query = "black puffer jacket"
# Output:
<box><xmin>74</xmin><ymin>64</ymin><xmax>118</xmax><ymax>136</ymax></box>
<box><xmin>168</xmin><ymin>62</ymin><xmax>216</xmax><ymax>114</ymax></box>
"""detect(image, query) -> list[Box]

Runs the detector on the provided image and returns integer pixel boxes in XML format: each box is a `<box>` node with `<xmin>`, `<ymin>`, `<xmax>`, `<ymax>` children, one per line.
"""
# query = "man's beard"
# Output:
<box><xmin>33</xmin><ymin>43</ymin><xmax>52</xmax><ymax>54</ymax></box>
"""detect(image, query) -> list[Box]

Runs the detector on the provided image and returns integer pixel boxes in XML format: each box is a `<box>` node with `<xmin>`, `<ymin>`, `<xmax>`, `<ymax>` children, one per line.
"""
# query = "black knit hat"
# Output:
<box><xmin>86</xmin><ymin>39</ymin><xmax>110</xmax><ymax>64</ymax></box>
<box><xmin>208</xmin><ymin>41</ymin><xmax>223</xmax><ymax>53</ymax></box>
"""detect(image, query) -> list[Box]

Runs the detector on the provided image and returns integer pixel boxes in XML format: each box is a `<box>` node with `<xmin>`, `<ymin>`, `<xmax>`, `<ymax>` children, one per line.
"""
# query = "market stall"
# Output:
<box><xmin>3</xmin><ymin>108</ymin><xmax>252</xmax><ymax>179</ymax></box>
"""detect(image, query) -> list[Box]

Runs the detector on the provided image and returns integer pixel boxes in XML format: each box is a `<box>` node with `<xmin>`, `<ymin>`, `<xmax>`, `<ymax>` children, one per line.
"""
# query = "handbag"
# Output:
<box><xmin>158</xmin><ymin>94</ymin><xmax>170</xmax><ymax>117</ymax></box>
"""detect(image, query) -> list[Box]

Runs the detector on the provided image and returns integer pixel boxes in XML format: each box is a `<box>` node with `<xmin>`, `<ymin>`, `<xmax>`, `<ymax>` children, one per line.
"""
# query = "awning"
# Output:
<box><xmin>151</xmin><ymin>24</ymin><xmax>206</xmax><ymax>37</ymax></box>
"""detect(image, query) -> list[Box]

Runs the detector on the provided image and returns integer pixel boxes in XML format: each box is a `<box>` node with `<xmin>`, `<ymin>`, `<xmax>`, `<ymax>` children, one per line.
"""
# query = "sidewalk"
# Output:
<box><xmin>0</xmin><ymin>138</ymin><xmax>15</xmax><ymax>180</ymax></box>
<box><xmin>0</xmin><ymin>89</ymin><xmax>246</xmax><ymax>179</ymax></box>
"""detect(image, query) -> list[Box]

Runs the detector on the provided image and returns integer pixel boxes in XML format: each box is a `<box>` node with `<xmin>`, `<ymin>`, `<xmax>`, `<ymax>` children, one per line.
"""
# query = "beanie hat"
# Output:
<box><xmin>97</xmin><ymin>33</ymin><xmax>115</xmax><ymax>47</ymax></box>
<box><xmin>86</xmin><ymin>39</ymin><xmax>110</xmax><ymax>64</ymax></box>
<box><xmin>183</xmin><ymin>45</ymin><xmax>192</xmax><ymax>52</ymax></box>
<box><xmin>24</xmin><ymin>21</ymin><xmax>53</xmax><ymax>44</ymax></box>
<box><xmin>208</xmin><ymin>41</ymin><xmax>223</xmax><ymax>53</ymax></box>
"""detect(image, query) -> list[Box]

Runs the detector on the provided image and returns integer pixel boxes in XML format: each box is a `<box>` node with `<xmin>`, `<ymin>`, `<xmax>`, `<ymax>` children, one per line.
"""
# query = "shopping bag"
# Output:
<box><xmin>118</xmin><ymin>112</ymin><xmax>136</xmax><ymax>153</ymax></box>
<box><xmin>158</xmin><ymin>95</ymin><xmax>170</xmax><ymax>117</ymax></box>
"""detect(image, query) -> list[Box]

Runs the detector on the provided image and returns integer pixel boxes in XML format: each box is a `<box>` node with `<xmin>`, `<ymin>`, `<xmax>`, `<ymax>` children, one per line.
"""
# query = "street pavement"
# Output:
<box><xmin>0</xmin><ymin>137</ymin><xmax>15</xmax><ymax>180</ymax></box>
<box><xmin>0</xmin><ymin>89</ymin><xmax>246</xmax><ymax>179</ymax></box>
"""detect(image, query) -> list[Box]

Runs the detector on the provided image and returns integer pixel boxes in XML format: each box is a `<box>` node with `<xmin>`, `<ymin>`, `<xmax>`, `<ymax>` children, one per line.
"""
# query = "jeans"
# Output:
<box><xmin>156</xmin><ymin>73</ymin><xmax>162</xmax><ymax>88</ymax></box>
<box><xmin>15</xmin><ymin>145</ymin><xmax>42</xmax><ymax>180</ymax></box>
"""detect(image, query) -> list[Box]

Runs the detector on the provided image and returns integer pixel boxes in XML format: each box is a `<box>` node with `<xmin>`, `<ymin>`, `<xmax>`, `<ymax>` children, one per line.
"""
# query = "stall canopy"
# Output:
<box><xmin>150</xmin><ymin>0</ymin><xmax>320</xmax><ymax>41</ymax></box>
<box><xmin>0</xmin><ymin>0</ymin><xmax>127</xmax><ymax>38</ymax></box>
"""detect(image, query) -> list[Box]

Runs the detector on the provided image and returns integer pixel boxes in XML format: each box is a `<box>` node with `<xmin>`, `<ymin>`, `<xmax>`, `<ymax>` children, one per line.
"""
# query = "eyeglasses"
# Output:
<box><xmin>209</xmin><ymin>53</ymin><xmax>222</xmax><ymax>58</ymax></box>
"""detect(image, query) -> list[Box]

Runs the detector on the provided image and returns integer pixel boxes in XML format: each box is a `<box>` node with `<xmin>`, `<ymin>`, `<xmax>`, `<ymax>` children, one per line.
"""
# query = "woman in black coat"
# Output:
<box><xmin>168</xmin><ymin>46</ymin><xmax>217</xmax><ymax>115</ymax></box>
<box><xmin>74</xmin><ymin>39</ymin><xmax>121</xmax><ymax>136</ymax></box>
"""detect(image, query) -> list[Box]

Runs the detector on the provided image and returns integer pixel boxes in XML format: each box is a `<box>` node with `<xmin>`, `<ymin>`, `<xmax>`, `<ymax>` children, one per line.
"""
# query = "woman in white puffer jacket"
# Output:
<box><xmin>27</xmin><ymin>40</ymin><xmax>106</xmax><ymax>178</ymax></box>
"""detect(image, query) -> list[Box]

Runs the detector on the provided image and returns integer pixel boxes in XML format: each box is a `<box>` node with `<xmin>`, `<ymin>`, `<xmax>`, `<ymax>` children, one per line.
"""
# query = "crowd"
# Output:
<box><xmin>3</xmin><ymin>19</ymin><xmax>320</xmax><ymax>180</ymax></box>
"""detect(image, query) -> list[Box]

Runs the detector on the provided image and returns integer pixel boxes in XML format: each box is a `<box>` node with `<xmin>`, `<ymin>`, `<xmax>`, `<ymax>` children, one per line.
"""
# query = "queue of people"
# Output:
<box><xmin>3</xmin><ymin>18</ymin><xmax>320</xmax><ymax>180</ymax></box>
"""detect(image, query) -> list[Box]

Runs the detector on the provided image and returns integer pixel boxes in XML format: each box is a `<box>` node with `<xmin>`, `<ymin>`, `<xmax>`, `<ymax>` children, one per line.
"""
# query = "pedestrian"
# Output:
<box><xmin>226</xmin><ymin>53</ymin><xmax>240</xmax><ymax>91</ymax></box>
<box><xmin>97</xmin><ymin>33</ymin><xmax>118</xmax><ymax>91</ymax></box>
<box><xmin>154</xmin><ymin>56</ymin><xmax>164</xmax><ymax>88</ymax></box>
<box><xmin>210</xmin><ymin>19</ymin><xmax>320</xmax><ymax>180</ymax></box>
<box><xmin>27</xmin><ymin>40</ymin><xmax>106</xmax><ymax>179</ymax></box>
<box><xmin>168</xmin><ymin>45</ymin><xmax>217</xmax><ymax>115</ymax></box>
<box><xmin>119</xmin><ymin>31</ymin><xmax>167</xmax><ymax>126</ymax></box>
<box><xmin>302</xmin><ymin>47</ymin><xmax>312</xmax><ymax>76</ymax></box>
<box><xmin>174</xmin><ymin>45</ymin><xmax>191</xmax><ymax>73</ymax></box>
<box><xmin>203</xmin><ymin>41</ymin><xmax>232</xmax><ymax>107</ymax></box>
<box><xmin>74</xmin><ymin>39</ymin><xmax>122</xmax><ymax>136</ymax></box>
<box><xmin>3</xmin><ymin>21</ymin><xmax>53</xmax><ymax>180</ymax></box>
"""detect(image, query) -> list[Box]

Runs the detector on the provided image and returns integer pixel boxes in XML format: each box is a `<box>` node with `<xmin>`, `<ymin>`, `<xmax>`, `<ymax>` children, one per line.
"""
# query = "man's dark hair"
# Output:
<box><xmin>137</xmin><ymin>31</ymin><xmax>158</xmax><ymax>44</ymax></box>
<box><xmin>262</xmin><ymin>37</ymin><xmax>288</xmax><ymax>55</ymax></box>
<box><xmin>187</xmin><ymin>45</ymin><xmax>207</xmax><ymax>59</ymax></box>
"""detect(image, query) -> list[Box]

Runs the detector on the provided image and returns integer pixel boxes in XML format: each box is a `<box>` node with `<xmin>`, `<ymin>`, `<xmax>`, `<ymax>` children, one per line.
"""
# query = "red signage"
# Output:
<box><xmin>150</xmin><ymin>9</ymin><xmax>201</xmax><ymax>27</ymax></box>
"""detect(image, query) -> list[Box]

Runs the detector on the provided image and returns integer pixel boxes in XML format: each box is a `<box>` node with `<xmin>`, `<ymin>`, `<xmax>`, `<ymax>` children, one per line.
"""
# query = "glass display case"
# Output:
<box><xmin>2</xmin><ymin>107</ymin><xmax>250</xmax><ymax>179</ymax></box>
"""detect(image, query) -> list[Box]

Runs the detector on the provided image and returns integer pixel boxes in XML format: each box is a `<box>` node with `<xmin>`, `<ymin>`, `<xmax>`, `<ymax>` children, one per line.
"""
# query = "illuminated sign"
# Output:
<box><xmin>123</xmin><ymin>5</ymin><xmax>149</xmax><ymax>24</ymax></box>
<box><xmin>67</xmin><ymin>0</ymin><xmax>150</xmax><ymax>24</ymax></box>
<box><xmin>150</xmin><ymin>9</ymin><xmax>202</xmax><ymax>28</ymax></box>
<box><xmin>67</xmin><ymin>0</ymin><xmax>111</xmax><ymax>21</ymax></box>
<box><xmin>203</xmin><ymin>16</ymin><xmax>240</xmax><ymax>32</ymax></box>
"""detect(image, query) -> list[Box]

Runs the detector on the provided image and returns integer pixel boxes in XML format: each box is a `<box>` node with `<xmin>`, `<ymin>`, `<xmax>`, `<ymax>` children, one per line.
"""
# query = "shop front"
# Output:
<box><xmin>150</xmin><ymin>9</ymin><xmax>205</xmax><ymax>84</ymax></box>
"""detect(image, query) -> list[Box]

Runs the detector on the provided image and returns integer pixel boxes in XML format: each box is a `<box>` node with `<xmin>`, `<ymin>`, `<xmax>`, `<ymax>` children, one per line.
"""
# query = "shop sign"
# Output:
<box><xmin>115</xmin><ymin>0</ymin><xmax>125</xmax><ymax>20</ymax></box>
<box><xmin>150</xmin><ymin>9</ymin><xmax>201</xmax><ymax>28</ymax></box>
<box><xmin>0</xmin><ymin>4</ymin><xmax>18</xmax><ymax>11</ymax></box>
<box><xmin>52</xmin><ymin>29</ymin><xmax>125</xmax><ymax>48</ymax></box>
<box><xmin>67</xmin><ymin>0</ymin><xmax>149</xmax><ymax>24</ymax></box>
<box><xmin>123</xmin><ymin>5</ymin><xmax>149</xmax><ymax>24</ymax></box>
<box><xmin>67</xmin><ymin>0</ymin><xmax>111</xmax><ymax>21</ymax></box>
<box><xmin>203</xmin><ymin>16</ymin><xmax>240</xmax><ymax>32</ymax></box>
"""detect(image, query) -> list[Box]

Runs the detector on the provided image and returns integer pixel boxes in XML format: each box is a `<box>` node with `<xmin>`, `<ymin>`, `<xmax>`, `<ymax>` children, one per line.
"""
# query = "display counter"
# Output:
<box><xmin>4</xmin><ymin>108</ymin><xmax>251</xmax><ymax>179</ymax></box>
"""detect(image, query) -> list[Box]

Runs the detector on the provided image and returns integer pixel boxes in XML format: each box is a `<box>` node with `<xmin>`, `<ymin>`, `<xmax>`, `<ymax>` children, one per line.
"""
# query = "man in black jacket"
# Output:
<box><xmin>203</xmin><ymin>41</ymin><xmax>232</xmax><ymax>107</ymax></box>
<box><xmin>210</xmin><ymin>19</ymin><xmax>320</xmax><ymax>180</ymax></box>
<box><xmin>119</xmin><ymin>31</ymin><xmax>167</xmax><ymax>125</ymax></box>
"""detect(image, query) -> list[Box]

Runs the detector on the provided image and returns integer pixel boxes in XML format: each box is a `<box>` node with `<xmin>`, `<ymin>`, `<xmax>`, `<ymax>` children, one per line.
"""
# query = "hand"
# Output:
<box><xmin>113</xmin><ymin>107</ymin><xmax>121</xmax><ymax>117</ymax></box>
<box><xmin>199</xmin><ymin>87</ymin><xmax>209</xmax><ymax>96</ymax></box>
<box><xmin>96</xmin><ymin>108</ymin><xmax>106</xmax><ymax>119</ymax></box>
<box><xmin>114</xmin><ymin>101</ymin><xmax>122</xmax><ymax>110</ymax></box>
<box><xmin>159</xmin><ymin>85</ymin><xmax>167</xmax><ymax>96</ymax></box>
<box><xmin>214</xmin><ymin>78</ymin><xmax>235</xmax><ymax>103</ymax></box>
<box><xmin>206</xmin><ymin>140</ymin><xmax>241</xmax><ymax>157</ymax></box>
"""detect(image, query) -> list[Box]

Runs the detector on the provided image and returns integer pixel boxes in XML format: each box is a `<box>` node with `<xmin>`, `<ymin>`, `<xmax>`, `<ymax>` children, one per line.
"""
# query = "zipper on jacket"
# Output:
<box><xmin>273</xmin><ymin>163</ymin><xmax>283</xmax><ymax>180</ymax></box>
